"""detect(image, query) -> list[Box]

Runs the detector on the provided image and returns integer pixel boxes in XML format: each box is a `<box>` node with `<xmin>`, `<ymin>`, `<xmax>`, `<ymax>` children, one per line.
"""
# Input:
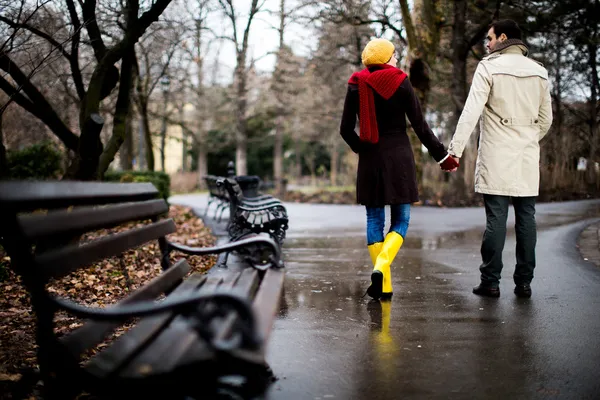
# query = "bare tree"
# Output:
<box><xmin>181</xmin><ymin>0</ymin><xmax>213</xmax><ymax>188</ymax></box>
<box><xmin>216</xmin><ymin>0</ymin><xmax>263</xmax><ymax>176</ymax></box>
<box><xmin>0</xmin><ymin>0</ymin><xmax>175</xmax><ymax>180</ymax></box>
<box><xmin>130</xmin><ymin>15</ymin><xmax>185</xmax><ymax>172</ymax></box>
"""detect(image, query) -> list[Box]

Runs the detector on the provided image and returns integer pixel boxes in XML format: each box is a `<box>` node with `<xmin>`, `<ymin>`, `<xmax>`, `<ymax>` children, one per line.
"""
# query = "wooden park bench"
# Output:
<box><xmin>219</xmin><ymin>178</ymin><xmax>289</xmax><ymax>246</ymax></box>
<box><xmin>0</xmin><ymin>181</ymin><xmax>285</xmax><ymax>399</ymax></box>
<box><xmin>203</xmin><ymin>161</ymin><xmax>278</xmax><ymax>222</ymax></box>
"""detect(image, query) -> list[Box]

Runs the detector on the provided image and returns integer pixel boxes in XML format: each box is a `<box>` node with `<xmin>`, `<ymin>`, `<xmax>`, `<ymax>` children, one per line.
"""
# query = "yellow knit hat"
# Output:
<box><xmin>361</xmin><ymin>38</ymin><xmax>395</xmax><ymax>66</ymax></box>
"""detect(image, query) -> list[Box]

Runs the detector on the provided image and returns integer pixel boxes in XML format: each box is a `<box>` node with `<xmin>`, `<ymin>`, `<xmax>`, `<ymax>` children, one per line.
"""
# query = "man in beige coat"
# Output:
<box><xmin>448</xmin><ymin>19</ymin><xmax>553</xmax><ymax>298</ymax></box>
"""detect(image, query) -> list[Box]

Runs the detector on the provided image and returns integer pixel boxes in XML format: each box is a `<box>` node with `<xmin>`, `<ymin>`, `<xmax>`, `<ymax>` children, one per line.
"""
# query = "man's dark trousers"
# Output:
<box><xmin>480</xmin><ymin>194</ymin><xmax>537</xmax><ymax>288</ymax></box>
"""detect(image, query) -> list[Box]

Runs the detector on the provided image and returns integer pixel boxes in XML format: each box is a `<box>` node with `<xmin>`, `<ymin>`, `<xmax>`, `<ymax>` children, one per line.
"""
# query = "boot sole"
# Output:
<box><xmin>514</xmin><ymin>289</ymin><xmax>532</xmax><ymax>298</ymax></box>
<box><xmin>472</xmin><ymin>288</ymin><xmax>500</xmax><ymax>298</ymax></box>
<box><xmin>367</xmin><ymin>271</ymin><xmax>383</xmax><ymax>299</ymax></box>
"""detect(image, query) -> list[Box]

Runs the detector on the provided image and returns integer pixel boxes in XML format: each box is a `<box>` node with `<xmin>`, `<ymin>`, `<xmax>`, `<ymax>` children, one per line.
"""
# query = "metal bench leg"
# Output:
<box><xmin>240</xmin><ymin>361</ymin><xmax>276</xmax><ymax>398</ymax></box>
<box><xmin>216</xmin><ymin>250</ymin><xmax>230</xmax><ymax>268</ymax></box>
<box><xmin>217</xmin><ymin>204</ymin><xmax>228</xmax><ymax>223</ymax></box>
<box><xmin>204</xmin><ymin>198</ymin><xmax>215</xmax><ymax>218</ymax></box>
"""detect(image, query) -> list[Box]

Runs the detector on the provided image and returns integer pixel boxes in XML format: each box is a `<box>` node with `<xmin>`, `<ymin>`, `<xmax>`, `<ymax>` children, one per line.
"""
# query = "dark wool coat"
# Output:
<box><xmin>340</xmin><ymin>67</ymin><xmax>448</xmax><ymax>206</ymax></box>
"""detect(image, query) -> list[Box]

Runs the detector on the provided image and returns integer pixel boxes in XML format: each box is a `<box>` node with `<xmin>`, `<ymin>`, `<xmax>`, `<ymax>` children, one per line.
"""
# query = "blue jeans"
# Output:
<box><xmin>366</xmin><ymin>204</ymin><xmax>411</xmax><ymax>245</ymax></box>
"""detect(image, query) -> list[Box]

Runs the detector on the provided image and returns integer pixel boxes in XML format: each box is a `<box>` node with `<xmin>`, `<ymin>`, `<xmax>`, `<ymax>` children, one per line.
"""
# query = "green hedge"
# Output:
<box><xmin>6</xmin><ymin>141</ymin><xmax>63</xmax><ymax>180</ymax></box>
<box><xmin>103</xmin><ymin>171</ymin><xmax>171</xmax><ymax>199</ymax></box>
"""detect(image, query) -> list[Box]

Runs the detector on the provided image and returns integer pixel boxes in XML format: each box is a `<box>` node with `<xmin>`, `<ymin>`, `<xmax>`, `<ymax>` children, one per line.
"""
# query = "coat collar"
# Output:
<box><xmin>488</xmin><ymin>39</ymin><xmax>529</xmax><ymax>57</ymax></box>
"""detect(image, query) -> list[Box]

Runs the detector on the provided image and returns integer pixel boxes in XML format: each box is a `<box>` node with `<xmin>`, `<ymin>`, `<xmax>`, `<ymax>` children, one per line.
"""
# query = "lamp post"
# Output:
<box><xmin>160</xmin><ymin>75</ymin><xmax>170</xmax><ymax>172</ymax></box>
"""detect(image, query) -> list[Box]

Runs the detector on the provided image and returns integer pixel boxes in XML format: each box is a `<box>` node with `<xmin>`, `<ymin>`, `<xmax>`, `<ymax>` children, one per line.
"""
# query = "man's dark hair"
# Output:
<box><xmin>490</xmin><ymin>19</ymin><xmax>522</xmax><ymax>40</ymax></box>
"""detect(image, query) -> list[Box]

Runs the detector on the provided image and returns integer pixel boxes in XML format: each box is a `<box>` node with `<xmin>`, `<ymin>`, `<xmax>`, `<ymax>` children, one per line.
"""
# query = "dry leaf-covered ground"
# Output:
<box><xmin>0</xmin><ymin>205</ymin><xmax>216</xmax><ymax>397</ymax></box>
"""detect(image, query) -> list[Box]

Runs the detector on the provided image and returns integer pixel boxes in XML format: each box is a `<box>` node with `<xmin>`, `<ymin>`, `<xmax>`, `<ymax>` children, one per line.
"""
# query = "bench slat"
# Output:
<box><xmin>118</xmin><ymin>275</ymin><xmax>224</xmax><ymax>378</ymax></box>
<box><xmin>213</xmin><ymin>269</ymin><xmax>260</xmax><ymax>344</ymax></box>
<box><xmin>35</xmin><ymin>219</ymin><xmax>177</xmax><ymax>279</ymax></box>
<box><xmin>0</xmin><ymin>181</ymin><xmax>158</xmax><ymax>211</ymax></box>
<box><xmin>62</xmin><ymin>259</ymin><xmax>192</xmax><ymax>357</ymax></box>
<box><xmin>85</xmin><ymin>272</ymin><xmax>206</xmax><ymax>378</ymax></box>
<box><xmin>19</xmin><ymin>199</ymin><xmax>169</xmax><ymax>240</ymax></box>
<box><xmin>253</xmin><ymin>269</ymin><xmax>285</xmax><ymax>345</ymax></box>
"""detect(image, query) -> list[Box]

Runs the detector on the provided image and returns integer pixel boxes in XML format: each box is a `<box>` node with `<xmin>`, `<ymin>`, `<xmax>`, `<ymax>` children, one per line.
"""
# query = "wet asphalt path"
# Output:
<box><xmin>170</xmin><ymin>195</ymin><xmax>600</xmax><ymax>399</ymax></box>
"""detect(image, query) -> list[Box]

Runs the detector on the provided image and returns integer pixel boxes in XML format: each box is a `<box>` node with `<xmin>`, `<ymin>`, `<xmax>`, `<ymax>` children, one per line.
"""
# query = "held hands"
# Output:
<box><xmin>440</xmin><ymin>156</ymin><xmax>460</xmax><ymax>172</ymax></box>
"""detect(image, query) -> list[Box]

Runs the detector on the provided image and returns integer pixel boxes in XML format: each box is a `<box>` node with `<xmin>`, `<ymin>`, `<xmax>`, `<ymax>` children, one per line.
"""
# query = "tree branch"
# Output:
<box><xmin>398</xmin><ymin>0</ymin><xmax>418</xmax><ymax>50</ymax></box>
<box><xmin>137</xmin><ymin>0</ymin><xmax>175</xmax><ymax>37</ymax></box>
<box><xmin>82</xmin><ymin>0</ymin><xmax>108</xmax><ymax>61</ymax></box>
<box><xmin>98</xmin><ymin>47</ymin><xmax>135</xmax><ymax>176</ymax></box>
<box><xmin>0</xmin><ymin>0</ymin><xmax>51</xmax><ymax>54</ymax></box>
<box><xmin>564</xmin><ymin>102</ymin><xmax>591</xmax><ymax>125</ymax></box>
<box><xmin>0</xmin><ymin>16</ymin><xmax>72</xmax><ymax>61</ymax></box>
<box><xmin>467</xmin><ymin>20</ymin><xmax>492</xmax><ymax>50</ymax></box>
<box><xmin>66</xmin><ymin>0</ymin><xmax>85</xmax><ymax>99</ymax></box>
<box><xmin>82</xmin><ymin>0</ymin><xmax>173</xmax><ymax>118</ymax></box>
<box><xmin>0</xmin><ymin>74</ymin><xmax>36</xmax><ymax>114</ymax></box>
<box><xmin>0</xmin><ymin>55</ymin><xmax>79</xmax><ymax>150</ymax></box>
<box><xmin>217</xmin><ymin>0</ymin><xmax>239</xmax><ymax>50</ymax></box>
<box><xmin>348</xmin><ymin>16</ymin><xmax>407</xmax><ymax>45</ymax></box>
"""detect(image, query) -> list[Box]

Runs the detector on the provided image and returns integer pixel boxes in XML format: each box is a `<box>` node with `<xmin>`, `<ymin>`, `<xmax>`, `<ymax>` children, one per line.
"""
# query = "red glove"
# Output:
<box><xmin>440</xmin><ymin>156</ymin><xmax>459</xmax><ymax>172</ymax></box>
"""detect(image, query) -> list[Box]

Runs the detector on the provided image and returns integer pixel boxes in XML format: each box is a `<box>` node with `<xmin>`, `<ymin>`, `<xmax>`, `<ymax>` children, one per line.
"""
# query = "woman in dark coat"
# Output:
<box><xmin>340</xmin><ymin>38</ymin><xmax>458</xmax><ymax>300</ymax></box>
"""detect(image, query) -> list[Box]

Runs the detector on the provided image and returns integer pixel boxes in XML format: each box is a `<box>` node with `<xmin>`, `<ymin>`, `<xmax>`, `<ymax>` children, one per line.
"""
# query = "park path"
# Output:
<box><xmin>170</xmin><ymin>194</ymin><xmax>600</xmax><ymax>399</ymax></box>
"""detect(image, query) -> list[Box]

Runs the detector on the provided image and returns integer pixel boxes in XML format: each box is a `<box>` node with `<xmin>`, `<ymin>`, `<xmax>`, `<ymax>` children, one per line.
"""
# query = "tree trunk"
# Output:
<box><xmin>73</xmin><ymin>113</ymin><xmax>105</xmax><ymax>180</ymax></box>
<box><xmin>398</xmin><ymin>0</ymin><xmax>441</xmax><ymax>183</ymax></box>
<box><xmin>229</xmin><ymin>0</ymin><xmax>260</xmax><ymax>176</ymax></box>
<box><xmin>235</xmin><ymin>64</ymin><xmax>248</xmax><ymax>176</ymax></box>
<box><xmin>235</xmin><ymin>138</ymin><xmax>247</xmax><ymax>176</ymax></box>
<box><xmin>330</xmin><ymin>145</ymin><xmax>338</xmax><ymax>186</ymax></box>
<box><xmin>137</xmin><ymin>118</ymin><xmax>146</xmax><ymax>170</ymax></box>
<box><xmin>196</xmin><ymin>143</ymin><xmax>208</xmax><ymax>189</ymax></box>
<box><xmin>553</xmin><ymin>32</ymin><xmax>564</xmax><ymax>189</ymax></box>
<box><xmin>193</xmin><ymin>15</ymin><xmax>207</xmax><ymax>188</ymax></box>
<box><xmin>273</xmin><ymin>0</ymin><xmax>286</xmax><ymax>197</ymax></box>
<box><xmin>120</xmin><ymin>113</ymin><xmax>134</xmax><ymax>170</ymax></box>
<box><xmin>139</xmin><ymin>101</ymin><xmax>154</xmax><ymax>171</ymax></box>
<box><xmin>98</xmin><ymin>47</ymin><xmax>136</xmax><ymax>178</ymax></box>
<box><xmin>306</xmin><ymin>156</ymin><xmax>316</xmax><ymax>187</ymax></box>
<box><xmin>0</xmin><ymin>112</ymin><xmax>7</xmax><ymax>178</ymax></box>
<box><xmin>274</xmin><ymin>116</ymin><xmax>284</xmax><ymax>196</ymax></box>
<box><xmin>587</xmin><ymin>41</ymin><xmax>598</xmax><ymax>187</ymax></box>
<box><xmin>233</xmin><ymin>36</ymin><xmax>249</xmax><ymax>177</ymax></box>
<box><xmin>450</xmin><ymin>0</ymin><xmax>469</xmax><ymax>194</ymax></box>
<box><xmin>181</xmin><ymin>137</ymin><xmax>187</xmax><ymax>173</ymax></box>
<box><xmin>160</xmin><ymin>112</ymin><xmax>167</xmax><ymax>172</ymax></box>
<box><xmin>295</xmin><ymin>137</ymin><xmax>302</xmax><ymax>180</ymax></box>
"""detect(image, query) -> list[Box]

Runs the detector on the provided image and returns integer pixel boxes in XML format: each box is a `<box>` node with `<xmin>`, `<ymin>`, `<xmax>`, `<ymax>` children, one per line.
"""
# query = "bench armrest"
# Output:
<box><xmin>168</xmin><ymin>235</ymin><xmax>282</xmax><ymax>268</ymax></box>
<box><xmin>242</xmin><ymin>197</ymin><xmax>279</xmax><ymax>205</ymax></box>
<box><xmin>50</xmin><ymin>291</ymin><xmax>261</xmax><ymax>349</ymax></box>
<box><xmin>237</xmin><ymin>203</ymin><xmax>286</xmax><ymax>212</ymax></box>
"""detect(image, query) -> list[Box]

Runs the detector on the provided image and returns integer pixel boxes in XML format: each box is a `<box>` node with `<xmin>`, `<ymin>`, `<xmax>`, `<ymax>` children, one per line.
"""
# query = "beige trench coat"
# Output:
<box><xmin>448</xmin><ymin>44</ymin><xmax>553</xmax><ymax>197</ymax></box>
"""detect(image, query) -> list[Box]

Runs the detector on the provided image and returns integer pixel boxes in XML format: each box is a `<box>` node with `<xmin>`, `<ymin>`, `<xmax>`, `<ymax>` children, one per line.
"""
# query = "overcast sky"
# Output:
<box><xmin>201</xmin><ymin>0</ymin><xmax>316</xmax><ymax>83</ymax></box>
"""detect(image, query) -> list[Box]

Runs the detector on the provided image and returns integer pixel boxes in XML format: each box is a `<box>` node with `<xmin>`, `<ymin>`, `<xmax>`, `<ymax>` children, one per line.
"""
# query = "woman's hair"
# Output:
<box><xmin>489</xmin><ymin>19</ymin><xmax>522</xmax><ymax>40</ymax></box>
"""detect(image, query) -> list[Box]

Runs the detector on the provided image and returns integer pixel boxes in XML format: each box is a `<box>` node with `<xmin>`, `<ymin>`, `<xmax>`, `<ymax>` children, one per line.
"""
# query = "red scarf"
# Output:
<box><xmin>348</xmin><ymin>64</ymin><xmax>408</xmax><ymax>143</ymax></box>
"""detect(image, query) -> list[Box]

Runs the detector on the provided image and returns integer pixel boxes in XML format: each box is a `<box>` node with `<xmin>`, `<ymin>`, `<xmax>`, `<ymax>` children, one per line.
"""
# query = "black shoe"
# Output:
<box><xmin>514</xmin><ymin>284</ymin><xmax>532</xmax><ymax>298</ymax></box>
<box><xmin>472</xmin><ymin>284</ymin><xmax>500</xmax><ymax>298</ymax></box>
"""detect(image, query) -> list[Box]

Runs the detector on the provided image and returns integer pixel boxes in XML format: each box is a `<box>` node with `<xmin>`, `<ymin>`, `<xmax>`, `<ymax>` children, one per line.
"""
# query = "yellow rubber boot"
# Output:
<box><xmin>368</xmin><ymin>242</ymin><xmax>383</xmax><ymax>266</ymax></box>
<box><xmin>368</xmin><ymin>231</ymin><xmax>404</xmax><ymax>299</ymax></box>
